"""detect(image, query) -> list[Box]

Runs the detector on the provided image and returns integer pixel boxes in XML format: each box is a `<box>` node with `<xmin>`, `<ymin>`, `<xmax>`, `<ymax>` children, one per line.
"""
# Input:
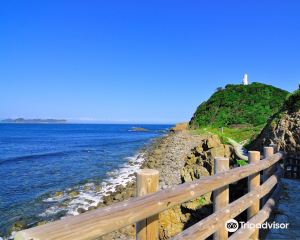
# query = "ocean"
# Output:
<box><xmin>0</xmin><ymin>123</ymin><xmax>171</xmax><ymax>237</ymax></box>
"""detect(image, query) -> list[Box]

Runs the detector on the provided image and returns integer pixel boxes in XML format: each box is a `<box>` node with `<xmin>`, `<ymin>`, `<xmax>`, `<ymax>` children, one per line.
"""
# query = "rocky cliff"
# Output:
<box><xmin>249</xmin><ymin>90</ymin><xmax>300</xmax><ymax>152</ymax></box>
<box><xmin>144</xmin><ymin>133</ymin><xmax>235</xmax><ymax>239</ymax></box>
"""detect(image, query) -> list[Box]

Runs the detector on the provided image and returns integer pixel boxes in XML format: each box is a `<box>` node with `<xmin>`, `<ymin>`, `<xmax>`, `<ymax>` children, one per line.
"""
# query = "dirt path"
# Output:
<box><xmin>227</xmin><ymin>138</ymin><xmax>248</xmax><ymax>161</ymax></box>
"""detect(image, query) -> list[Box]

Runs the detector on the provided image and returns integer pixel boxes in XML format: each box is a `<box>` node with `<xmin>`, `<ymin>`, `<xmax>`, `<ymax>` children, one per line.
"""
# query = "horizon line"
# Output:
<box><xmin>0</xmin><ymin>119</ymin><xmax>178</xmax><ymax>125</ymax></box>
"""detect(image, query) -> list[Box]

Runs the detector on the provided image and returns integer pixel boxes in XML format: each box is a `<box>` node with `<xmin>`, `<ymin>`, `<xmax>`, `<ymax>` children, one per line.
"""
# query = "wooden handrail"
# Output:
<box><xmin>229</xmin><ymin>184</ymin><xmax>281</xmax><ymax>240</ymax></box>
<box><xmin>15</xmin><ymin>152</ymin><xmax>284</xmax><ymax>240</ymax></box>
<box><xmin>171</xmin><ymin>167</ymin><xmax>282</xmax><ymax>240</ymax></box>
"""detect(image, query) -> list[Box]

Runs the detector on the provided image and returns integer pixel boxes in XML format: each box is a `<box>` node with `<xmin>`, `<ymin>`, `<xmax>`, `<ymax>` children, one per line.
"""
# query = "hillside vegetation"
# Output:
<box><xmin>189</xmin><ymin>82</ymin><xmax>289</xmax><ymax>128</ymax></box>
<box><xmin>284</xmin><ymin>89</ymin><xmax>300</xmax><ymax>112</ymax></box>
<box><xmin>248</xmin><ymin>89</ymin><xmax>300</xmax><ymax>152</ymax></box>
<box><xmin>268</xmin><ymin>89</ymin><xmax>300</xmax><ymax>125</ymax></box>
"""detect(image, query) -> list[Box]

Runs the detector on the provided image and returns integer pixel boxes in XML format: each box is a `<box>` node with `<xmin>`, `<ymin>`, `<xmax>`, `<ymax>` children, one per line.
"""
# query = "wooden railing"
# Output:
<box><xmin>15</xmin><ymin>146</ymin><xmax>284</xmax><ymax>240</ymax></box>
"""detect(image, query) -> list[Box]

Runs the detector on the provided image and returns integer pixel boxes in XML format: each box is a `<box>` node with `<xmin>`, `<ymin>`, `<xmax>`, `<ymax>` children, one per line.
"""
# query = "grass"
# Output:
<box><xmin>198</xmin><ymin>196</ymin><xmax>207</xmax><ymax>206</ymax></box>
<box><xmin>236</xmin><ymin>159</ymin><xmax>248</xmax><ymax>166</ymax></box>
<box><xmin>191</xmin><ymin>124</ymin><xmax>265</xmax><ymax>144</ymax></box>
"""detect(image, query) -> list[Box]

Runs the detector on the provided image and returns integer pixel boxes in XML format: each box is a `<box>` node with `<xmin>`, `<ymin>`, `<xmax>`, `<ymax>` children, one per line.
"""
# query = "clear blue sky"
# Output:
<box><xmin>1</xmin><ymin>1</ymin><xmax>299</xmax><ymax>123</ymax></box>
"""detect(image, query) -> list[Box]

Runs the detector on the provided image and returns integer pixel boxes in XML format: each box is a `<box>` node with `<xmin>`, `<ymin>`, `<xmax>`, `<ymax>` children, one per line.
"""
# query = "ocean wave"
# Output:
<box><xmin>0</xmin><ymin>147</ymin><xmax>101</xmax><ymax>165</ymax></box>
<box><xmin>0</xmin><ymin>151</ymin><xmax>70</xmax><ymax>165</ymax></box>
<box><xmin>39</xmin><ymin>152</ymin><xmax>145</xmax><ymax>218</ymax></box>
<box><xmin>74</xmin><ymin>138</ymin><xmax>151</xmax><ymax>148</ymax></box>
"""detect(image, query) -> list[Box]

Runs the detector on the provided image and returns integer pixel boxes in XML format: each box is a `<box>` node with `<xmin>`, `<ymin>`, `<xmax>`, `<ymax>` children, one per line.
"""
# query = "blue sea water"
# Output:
<box><xmin>0</xmin><ymin>123</ymin><xmax>171</xmax><ymax>236</ymax></box>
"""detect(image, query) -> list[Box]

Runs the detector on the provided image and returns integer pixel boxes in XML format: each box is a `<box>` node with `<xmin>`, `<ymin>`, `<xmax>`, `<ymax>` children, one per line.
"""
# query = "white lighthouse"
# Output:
<box><xmin>243</xmin><ymin>73</ymin><xmax>249</xmax><ymax>85</ymax></box>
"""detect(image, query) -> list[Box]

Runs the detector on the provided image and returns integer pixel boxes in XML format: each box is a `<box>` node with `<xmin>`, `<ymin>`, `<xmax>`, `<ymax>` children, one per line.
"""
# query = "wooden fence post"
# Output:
<box><xmin>263</xmin><ymin>147</ymin><xmax>274</xmax><ymax>181</ymax></box>
<box><xmin>213</xmin><ymin>157</ymin><xmax>229</xmax><ymax>240</ymax></box>
<box><xmin>247</xmin><ymin>151</ymin><xmax>260</xmax><ymax>240</ymax></box>
<box><xmin>262</xmin><ymin>147</ymin><xmax>274</xmax><ymax>205</ymax></box>
<box><xmin>270</xmin><ymin>143</ymin><xmax>277</xmax><ymax>154</ymax></box>
<box><xmin>136</xmin><ymin>169</ymin><xmax>159</xmax><ymax>240</ymax></box>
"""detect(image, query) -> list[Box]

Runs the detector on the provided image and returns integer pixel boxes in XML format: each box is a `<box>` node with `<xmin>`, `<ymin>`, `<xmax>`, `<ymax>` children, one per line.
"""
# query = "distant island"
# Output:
<box><xmin>1</xmin><ymin>118</ymin><xmax>67</xmax><ymax>123</ymax></box>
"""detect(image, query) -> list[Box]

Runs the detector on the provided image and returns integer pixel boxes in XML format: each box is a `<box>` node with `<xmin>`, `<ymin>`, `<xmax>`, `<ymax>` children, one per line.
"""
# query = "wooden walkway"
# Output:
<box><xmin>265</xmin><ymin>178</ymin><xmax>300</xmax><ymax>240</ymax></box>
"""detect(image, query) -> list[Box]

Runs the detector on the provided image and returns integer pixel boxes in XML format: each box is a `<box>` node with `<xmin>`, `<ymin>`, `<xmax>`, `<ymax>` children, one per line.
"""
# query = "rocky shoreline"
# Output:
<box><xmin>98</xmin><ymin>130</ymin><xmax>237</xmax><ymax>239</ymax></box>
<box><xmin>99</xmin><ymin>130</ymin><xmax>206</xmax><ymax>206</ymax></box>
<box><xmin>8</xmin><ymin>130</ymin><xmax>239</xmax><ymax>240</ymax></box>
<box><xmin>96</xmin><ymin>130</ymin><xmax>205</xmax><ymax>239</ymax></box>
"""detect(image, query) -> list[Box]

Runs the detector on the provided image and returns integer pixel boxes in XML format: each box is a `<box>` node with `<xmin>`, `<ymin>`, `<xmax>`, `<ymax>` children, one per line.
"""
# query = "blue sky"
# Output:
<box><xmin>1</xmin><ymin>1</ymin><xmax>299</xmax><ymax>123</ymax></box>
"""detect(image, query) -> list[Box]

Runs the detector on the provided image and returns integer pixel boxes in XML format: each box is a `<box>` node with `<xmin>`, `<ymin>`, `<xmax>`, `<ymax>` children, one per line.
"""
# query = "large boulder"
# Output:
<box><xmin>181</xmin><ymin>137</ymin><xmax>234</xmax><ymax>181</ymax></box>
<box><xmin>202</xmin><ymin>135</ymin><xmax>222</xmax><ymax>150</ymax></box>
<box><xmin>159</xmin><ymin>205</ymin><xmax>190</xmax><ymax>240</ymax></box>
<box><xmin>170</xmin><ymin>122</ymin><xmax>188</xmax><ymax>132</ymax></box>
<box><xmin>9</xmin><ymin>220</ymin><xmax>27</xmax><ymax>233</ymax></box>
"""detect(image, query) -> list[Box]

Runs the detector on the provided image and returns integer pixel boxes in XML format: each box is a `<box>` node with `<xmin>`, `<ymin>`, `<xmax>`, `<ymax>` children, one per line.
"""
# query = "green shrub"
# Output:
<box><xmin>284</xmin><ymin>90</ymin><xmax>300</xmax><ymax>112</ymax></box>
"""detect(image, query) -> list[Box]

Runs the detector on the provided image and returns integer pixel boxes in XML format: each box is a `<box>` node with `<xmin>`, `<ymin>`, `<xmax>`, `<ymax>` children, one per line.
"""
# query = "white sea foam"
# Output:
<box><xmin>40</xmin><ymin>153</ymin><xmax>145</xmax><ymax>218</ymax></box>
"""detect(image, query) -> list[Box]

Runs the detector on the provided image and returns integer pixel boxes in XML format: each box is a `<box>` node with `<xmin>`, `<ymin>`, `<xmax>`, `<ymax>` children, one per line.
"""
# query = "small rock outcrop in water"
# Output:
<box><xmin>68</xmin><ymin>190</ymin><xmax>80</xmax><ymax>198</ymax></box>
<box><xmin>249</xmin><ymin>90</ymin><xmax>300</xmax><ymax>152</ymax></box>
<box><xmin>131</xmin><ymin>127</ymin><xmax>149</xmax><ymax>132</ymax></box>
<box><xmin>9</xmin><ymin>221</ymin><xmax>27</xmax><ymax>233</ymax></box>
